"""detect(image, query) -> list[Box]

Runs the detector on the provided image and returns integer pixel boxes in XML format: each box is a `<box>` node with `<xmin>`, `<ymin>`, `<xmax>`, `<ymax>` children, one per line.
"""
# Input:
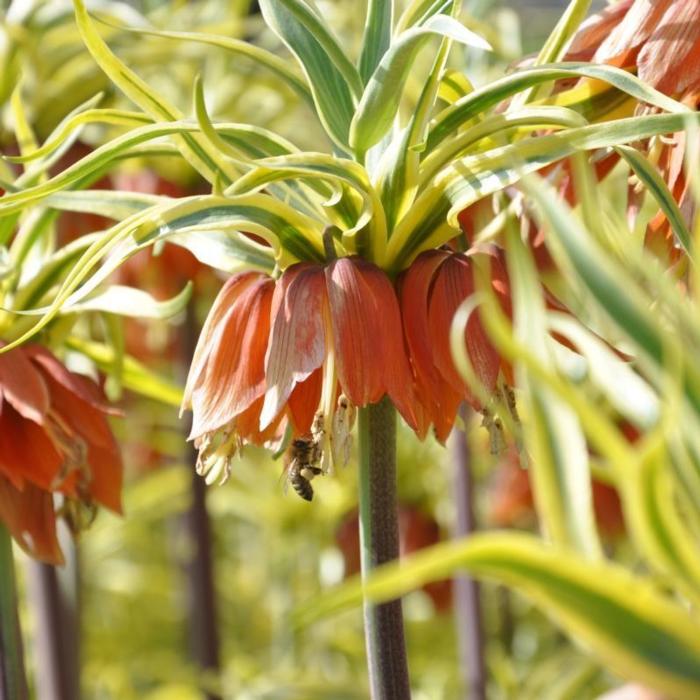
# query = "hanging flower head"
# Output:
<box><xmin>183</xmin><ymin>257</ymin><xmax>420</xmax><ymax>482</ymax></box>
<box><xmin>0</xmin><ymin>343</ymin><xmax>122</xmax><ymax>563</ymax></box>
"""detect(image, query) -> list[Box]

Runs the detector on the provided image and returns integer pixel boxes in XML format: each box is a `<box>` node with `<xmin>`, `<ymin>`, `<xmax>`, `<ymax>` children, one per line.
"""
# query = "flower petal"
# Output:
<box><xmin>399</xmin><ymin>250</ymin><xmax>450</xmax><ymax>438</ymax></box>
<box><xmin>261</xmin><ymin>264</ymin><xmax>327</xmax><ymax>429</ymax></box>
<box><xmin>183</xmin><ymin>272</ymin><xmax>263</xmax><ymax>411</ymax></box>
<box><xmin>0</xmin><ymin>400</ymin><xmax>62</xmax><ymax>490</ymax></box>
<box><xmin>190</xmin><ymin>277</ymin><xmax>274</xmax><ymax>438</ymax></box>
<box><xmin>287</xmin><ymin>368</ymin><xmax>323</xmax><ymax>436</ymax></box>
<box><xmin>327</xmin><ymin>257</ymin><xmax>419</xmax><ymax>428</ymax></box>
<box><xmin>0</xmin><ymin>478</ymin><xmax>63</xmax><ymax>565</ymax></box>
<box><xmin>637</xmin><ymin>1</ymin><xmax>700</xmax><ymax>95</ymax></box>
<box><xmin>428</xmin><ymin>254</ymin><xmax>500</xmax><ymax>406</ymax></box>
<box><xmin>0</xmin><ymin>345</ymin><xmax>49</xmax><ymax>423</ymax></box>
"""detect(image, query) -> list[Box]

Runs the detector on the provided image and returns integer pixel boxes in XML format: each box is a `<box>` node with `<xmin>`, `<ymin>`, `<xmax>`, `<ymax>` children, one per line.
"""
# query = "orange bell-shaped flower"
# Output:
<box><xmin>0</xmin><ymin>344</ymin><xmax>123</xmax><ymax>563</ymax></box>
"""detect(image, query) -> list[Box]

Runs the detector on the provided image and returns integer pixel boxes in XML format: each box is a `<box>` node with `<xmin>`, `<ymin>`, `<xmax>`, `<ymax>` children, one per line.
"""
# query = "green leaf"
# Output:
<box><xmin>615</xmin><ymin>144</ymin><xmax>693</xmax><ymax>259</ymax></box>
<box><xmin>258</xmin><ymin>0</ymin><xmax>357</xmax><ymax>150</ymax></box>
<box><xmin>428</xmin><ymin>62</ymin><xmax>689</xmax><ymax>150</ymax></box>
<box><xmin>91</xmin><ymin>22</ymin><xmax>314</xmax><ymax>108</ymax></box>
<box><xmin>350</xmin><ymin>14</ymin><xmax>491</xmax><ymax>156</ymax></box>
<box><xmin>505</xmin><ymin>226</ymin><xmax>600</xmax><ymax>557</ymax></box>
<box><xmin>358</xmin><ymin>0</ymin><xmax>393</xmax><ymax>84</ymax></box>
<box><xmin>388</xmin><ymin>111</ymin><xmax>700</xmax><ymax>271</ymax></box>
<box><xmin>64</xmin><ymin>336</ymin><xmax>183</xmax><ymax>407</ymax></box>
<box><xmin>65</xmin><ymin>282</ymin><xmax>192</xmax><ymax>319</ymax></box>
<box><xmin>72</xmin><ymin>0</ymin><xmax>237</xmax><ymax>185</ymax></box>
<box><xmin>298</xmin><ymin>533</ymin><xmax>700</xmax><ymax>700</ymax></box>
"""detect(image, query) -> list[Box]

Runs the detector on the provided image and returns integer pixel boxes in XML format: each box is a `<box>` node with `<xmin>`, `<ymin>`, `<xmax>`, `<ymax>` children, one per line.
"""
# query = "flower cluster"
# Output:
<box><xmin>0</xmin><ymin>344</ymin><xmax>122</xmax><ymax>563</ymax></box>
<box><xmin>184</xmin><ymin>249</ymin><xmax>510</xmax><ymax>481</ymax></box>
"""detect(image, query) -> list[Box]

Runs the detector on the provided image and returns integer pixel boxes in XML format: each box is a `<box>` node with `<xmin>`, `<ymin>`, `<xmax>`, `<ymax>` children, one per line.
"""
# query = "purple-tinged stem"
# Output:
<box><xmin>0</xmin><ymin>525</ymin><xmax>28</xmax><ymax>700</ymax></box>
<box><xmin>358</xmin><ymin>397</ymin><xmax>411</xmax><ymax>700</ymax></box>
<box><xmin>450</xmin><ymin>405</ymin><xmax>486</xmax><ymax>700</ymax></box>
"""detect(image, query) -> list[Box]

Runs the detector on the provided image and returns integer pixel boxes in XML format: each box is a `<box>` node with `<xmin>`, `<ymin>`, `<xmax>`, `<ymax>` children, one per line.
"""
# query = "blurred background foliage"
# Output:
<box><xmin>1</xmin><ymin>0</ymin><xmax>689</xmax><ymax>698</ymax></box>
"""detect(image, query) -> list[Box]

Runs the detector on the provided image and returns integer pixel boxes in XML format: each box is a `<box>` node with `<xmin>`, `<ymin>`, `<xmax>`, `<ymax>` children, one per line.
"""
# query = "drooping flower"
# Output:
<box><xmin>184</xmin><ymin>257</ymin><xmax>419</xmax><ymax>481</ymax></box>
<box><xmin>399</xmin><ymin>248</ymin><xmax>510</xmax><ymax>442</ymax></box>
<box><xmin>0</xmin><ymin>343</ymin><xmax>123</xmax><ymax>563</ymax></box>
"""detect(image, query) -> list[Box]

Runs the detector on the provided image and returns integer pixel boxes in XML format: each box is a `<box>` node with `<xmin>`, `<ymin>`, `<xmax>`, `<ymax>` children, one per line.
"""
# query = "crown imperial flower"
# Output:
<box><xmin>0</xmin><ymin>343</ymin><xmax>122</xmax><ymax>563</ymax></box>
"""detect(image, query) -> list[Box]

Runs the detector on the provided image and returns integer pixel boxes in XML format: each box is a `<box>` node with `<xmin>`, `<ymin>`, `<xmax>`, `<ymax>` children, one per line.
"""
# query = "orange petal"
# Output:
<box><xmin>594</xmin><ymin>0</ymin><xmax>665</xmax><ymax>67</ymax></box>
<box><xmin>428</xmin><ymin>254</ymin><xmax>500</xmax><ymax>406</ymax></box>
<box><xmin>184</xmin><ymin>272</ymin><xmax>263</xmax><ymax>410</ymax></box>
<box><xmin>0</xmin><ymin>478</ymin><xmax>64</xmax><ymax>565</ymax></box>
<box><xmin>399</xmin><ymin>250</ymin><xmax>450</xmax><ymax>438</ymax></box>
<box><xmin>637</xmin><ymin>1</ymin><xmax>700</xmax><ymax>95</ymax></box>
<box><xmin>568</xmin><ymin>0</ymin><xmax>635</xmax><ymax>59</ymax></box>
<box><xmin>326</xmin><ymin>258</ymin><xmax>418</xmax><ymax>428</ymax></box>
<box><xmin>26</xmin><ymin>345</ymin><xmax>117</xmax><ymax>414</ymax></box>
<box><xmin>287</xmin><ymin>368</ymin><xmax>323</xmax><ymax>435</ymax></box>
<box><xmin>85</xmin><ymin>441</ymin><xmax>123</xmax><ymax>513</ymax></box>
<box><xmin>190</xmin><ymin>277</ymin><xmax>274</xmax><ymax>438</ymax></box>
<box><xmin>0</xmin><ymin>344</ymin><xmax>49</xmax><ymax>423</ymax></box>
<box><xmin>261</xmin><ymin>264</ymin><xmax>327</xmax><ymax>428</ymax></box>
<box><xmin>0</xmin><ymin>399</ymin><xmax>62</xmax><ymax>490</ymax></box>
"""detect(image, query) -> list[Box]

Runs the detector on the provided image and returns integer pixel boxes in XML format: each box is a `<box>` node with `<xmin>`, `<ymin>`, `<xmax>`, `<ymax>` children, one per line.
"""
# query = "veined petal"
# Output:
<box><xmin>637</xmin><ymin>1</ymin><xmax>700</xmax><ymax>95</ymax></box>
<box><xmin>0</xmin><ymin>478</ymin><xmax>63</xmax><ymax>565</ymax></box>
<box><xmin>327</xmin><ymin>257</ymin><xmax>418</xmax><ymax>428</ymax></box>
<box><xmin>568</xmin><ymin>0</ymin><xmax>635</xmax><ymax>60</ymax></box>
<box><xmin>399</xmin><ymin>250</ymin><xmax>450</xmax><ymax>438</ymax></box>
<box><xmin>261</xmin><ymin>264</ymin><xmax>327</xmax><ymax>429</ymax></box>
<box><xmin>190</xmin><ymin>277</ymin><xmax>274</xmax><ymax>439</ymax></box>
<box><xmin>594</xmin><ymin>0</ymin><xmax>665</xmax><ymax>67</ymax></box>
<box><xmin>183</xmin><ymin>271</ymin><xmax>264</xmax><ymax>411</ymax></box>
<box><xmin>428</xmin><ymin>254</ymin><xmax>500</xmax><ymax>405</ymax></box>
<box><xmin>0</xmin><ymin>345</ymin><xmax>49</xmax><ymax>423</ymax></box>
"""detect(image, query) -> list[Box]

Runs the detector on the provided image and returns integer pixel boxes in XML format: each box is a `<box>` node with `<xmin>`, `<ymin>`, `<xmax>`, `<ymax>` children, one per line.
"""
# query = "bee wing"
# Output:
<box><xmin>279</xmin><ymin>457</ymin><xmax>296</xmax><ymax>495</ymax></box>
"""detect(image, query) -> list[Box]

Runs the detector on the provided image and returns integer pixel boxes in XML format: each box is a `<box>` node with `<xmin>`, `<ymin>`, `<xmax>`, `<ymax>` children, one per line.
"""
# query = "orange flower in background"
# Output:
<box><xmin>399</xmin><ymin>248</ymin><xmax>510</xmax><ymax>442</ymax></box>
<box><xmin>184</xmin><ymin>257</ymin><xmax>419</xmax><ymax>481</ymax></box>
<box><xmin>0</xmin><ymin>344</ymin><xmax>122</xmax><ymax>563</ymax></box>
<box><xmin>568</xmin><ymin>0</ymin><xmax>700</xmax><ymax>262</ymax></box>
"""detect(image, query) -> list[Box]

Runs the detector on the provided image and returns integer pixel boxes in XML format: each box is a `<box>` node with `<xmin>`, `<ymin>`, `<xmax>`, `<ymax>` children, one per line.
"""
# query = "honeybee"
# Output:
<box><xmin>284</xmin><ymin>436</ymin><xmax>323</xmax><ymax>501</ymax></box>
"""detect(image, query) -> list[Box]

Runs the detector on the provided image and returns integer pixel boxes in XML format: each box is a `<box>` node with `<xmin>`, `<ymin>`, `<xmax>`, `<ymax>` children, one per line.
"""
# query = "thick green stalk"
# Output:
<box><xmin>0</xmin><ymin>525</ymin><xmax>28</xmax><ymax>700</ymax></box>
<box><xmin>358</xmin><ymin>397</ymin><xmax>411</xmax><ymax>700</ymax></box>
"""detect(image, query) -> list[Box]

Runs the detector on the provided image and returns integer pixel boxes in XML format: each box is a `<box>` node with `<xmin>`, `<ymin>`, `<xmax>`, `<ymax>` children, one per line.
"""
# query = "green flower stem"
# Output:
<box><xmin>0</xmin><ymin>525</ymin><xmax>28</xmax><ymax>700</ymax></box>
<box><xmin>358</xmin><ymin>397</ymin><xmax>411</xmax><ymax>700</ymax></box>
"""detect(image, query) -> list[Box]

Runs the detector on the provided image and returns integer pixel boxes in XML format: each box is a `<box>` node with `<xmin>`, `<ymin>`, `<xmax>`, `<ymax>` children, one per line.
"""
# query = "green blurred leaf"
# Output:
<box><xmin>299</xmin><ymin>533</ymin><xmax>700</xmax><ymax>699</ymax></box>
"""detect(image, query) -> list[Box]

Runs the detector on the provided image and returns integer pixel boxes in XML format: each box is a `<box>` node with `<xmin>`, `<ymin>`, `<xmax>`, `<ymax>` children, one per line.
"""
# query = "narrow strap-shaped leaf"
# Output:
<box><xmin>229</xmin><ymin>154</ymin><xmax>386</xmax><ymax>262</ymax></box>
<box><xmin>259</xmin><ymin>0</ymin><xmax>357</xmax><ymax>150</ymax></box>
<box><xmin>298</xmin><ymin>533</ymin><xmax>700</xmax><ymax>700</ymax></box>
<box><xmin>72</xmin><ymin>0</ymin><xmax>236</xmax><ymax>185</ymax></box>
<box><xmin>0</xmin><ymin>119</ymin><xmax>305</xmax><ymax>217</ymax></box>
<box><xmin>350</xmin><ymin>14</ymin><xmax>491</xmax><ymax>157</ymax></box>
<box><xmin>1</xmin><ymin>194</ymin><xmax>317</xmax><ymax>351</ymax></box>
<box><xmin>535</xmin><ymin>0</ymin><xmax>592</xmax><ymax>66</ymax></box>
<box><xmin>3</xmin><ymin>109</ymin><xmax>152</xmax><ymax>165</ymax></box>
<box><xmin>419</xmin><ymin>105</ymin><xmax>588</xmax><ymax>187</ymax></box>
<box><xmin>65</xmin><ymin>336</ymin><xmax>183</xmax><ymax>407</ymax></box>
<box><xmin>428</xmin><ymin>62</ymin><xmax>689</xmax><ymax>150</ymax></box>
<box><xmin>62</xmin><ymin>282</ymin><xmax>192</xmax><ymax>319</ymax></box>
<box><xmin>616</xmin><ymin>144</ymin><xmax>693</xmax><ymax>259</ymax></box>
<box><xmin>358</xmin><ymin>0</ymin><xmax>393</xmax><ymax>84</ymax></box>
<box><xmin>505</xmin><ymin>226</ymin><xmax>601</xmax><ymax>558</ymax></box>
<box><xmin>90</xmin><ymin>23</ymin><xmax>314</xmax><ymax>107</ymax></box>
<box><xmin>387</xmin><ymin>111</ymin><xmax>700</xmax><ymax>271</ymax></box>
